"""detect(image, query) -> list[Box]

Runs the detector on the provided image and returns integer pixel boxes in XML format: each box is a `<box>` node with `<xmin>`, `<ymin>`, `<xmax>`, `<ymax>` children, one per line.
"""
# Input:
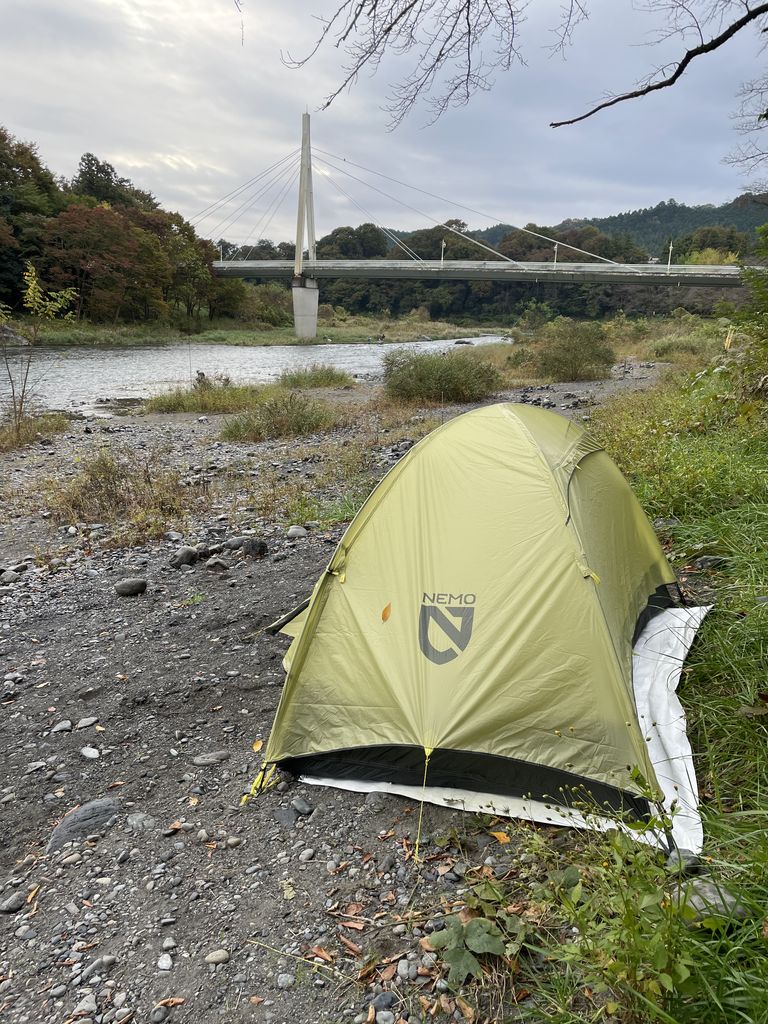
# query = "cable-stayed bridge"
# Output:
<box><xmin>199</xmin><ymin>116</ymin><xmax>744</xmax><ymax>339</ymax></box>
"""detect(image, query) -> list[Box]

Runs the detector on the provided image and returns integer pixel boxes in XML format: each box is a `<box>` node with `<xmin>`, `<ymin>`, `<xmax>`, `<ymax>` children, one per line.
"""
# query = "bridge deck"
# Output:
<box><xmin>213</xmin><ymin>259</ymin><xmax>743</xmax><ymax>288</ymax></box>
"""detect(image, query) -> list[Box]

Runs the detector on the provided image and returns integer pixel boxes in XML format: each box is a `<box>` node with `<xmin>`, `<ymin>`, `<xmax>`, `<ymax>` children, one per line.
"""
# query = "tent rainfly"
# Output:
<box><xmin>263</xmin><ymin>404</ymin><xmax>707</xmax><ymax>851</ymax></box>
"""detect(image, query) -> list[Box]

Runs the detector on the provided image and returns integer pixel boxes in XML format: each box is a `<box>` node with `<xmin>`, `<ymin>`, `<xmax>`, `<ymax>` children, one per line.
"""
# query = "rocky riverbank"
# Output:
<box><xmin>0</xmin><ymin>366</ymin><xmax>660</xmax><ymax>1024</ymax></box>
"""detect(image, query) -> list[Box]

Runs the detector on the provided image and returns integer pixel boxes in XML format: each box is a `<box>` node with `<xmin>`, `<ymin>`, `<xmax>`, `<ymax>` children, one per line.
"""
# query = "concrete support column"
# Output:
<box><xmin>291</xmin><ymin>277</ymin><xmax>319</xmax><ymax>340</ymax></box>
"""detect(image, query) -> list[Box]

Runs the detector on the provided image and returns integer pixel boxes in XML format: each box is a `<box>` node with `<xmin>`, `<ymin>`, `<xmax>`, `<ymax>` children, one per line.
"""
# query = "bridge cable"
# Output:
<box><xmin>237</xmin><ymin>165</ymin><xmax>302</xmax><ymax>261</ymax></box>
<box><xmin>314</xmin><ymin>147</ymin><xmax>624</xmax><ymax>267</ymax></box>
<box><xmin>190</xmin><ymin>149</ymin><xmax>300</xmax><ymax>227</ymax></box>
<box><xmin>313</xmin><ymin>153</ymin><xmax>525</xmax><ymax>267</ymax></box>
<box><xmin>209</xmin><ymin>154</ymin><xmax>300</xmax><ymax>244</ymax></box>
<box><xmin>315</xmin><ymin>161</ymin><xmax>424</xmax><ymax>262</ymax></box>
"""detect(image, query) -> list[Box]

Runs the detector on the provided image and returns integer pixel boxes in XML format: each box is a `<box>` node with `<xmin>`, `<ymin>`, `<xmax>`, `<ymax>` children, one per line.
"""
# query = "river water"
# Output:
<box><xmin>0</xmin><ymin>336</ymin><xmax>502</xmax><ymax>413</ymax></box>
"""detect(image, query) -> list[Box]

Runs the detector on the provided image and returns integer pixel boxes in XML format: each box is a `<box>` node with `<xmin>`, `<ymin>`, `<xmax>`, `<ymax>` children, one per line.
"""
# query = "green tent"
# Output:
<box><xmin>263</xmin><ymin>403</ymin><xmax>680</xmax><ymax>824</ymax></box>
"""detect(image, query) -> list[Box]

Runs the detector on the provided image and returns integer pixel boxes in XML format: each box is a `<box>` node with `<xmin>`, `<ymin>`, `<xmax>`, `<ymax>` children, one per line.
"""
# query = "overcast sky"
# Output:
<box><xmin>1</xmin><ymin>0</ymin><xmax>763</xmax><ymax>245</ymax></box>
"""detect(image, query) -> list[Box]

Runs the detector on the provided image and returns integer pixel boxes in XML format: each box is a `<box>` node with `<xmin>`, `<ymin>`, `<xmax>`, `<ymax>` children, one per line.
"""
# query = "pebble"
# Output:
<box><xmin>80</xmin><ymin>746</ymin><xmax>100</xmax><ymax>759</ymax></box>
<box><xmin>74</xmin><ymin>993</ymin><xmax>98</xmax><ymax>1015</ymax></box>
<box><xmin>157</xmin><ymin>953</ymin><xmax>173</xmax><ymax>971</ymax></box>
<box><xmin>286</xmin><ymin>525</ymin><xmax>307</xmax><ymax>539</ymax></box>
<box><xmin>298</xmin><ymin>848</ymin><xmax>315</xmax><ymax>862</ymax></box>
<box><xmin>150</xmin><ymin>1007</ymin><xmax>170</xmax><ymax>1023</ymax></box>
<box><xmin>276</xmin><ymin>972</ymin><xmax>295</xmax><ymax>989</ymax></box>
<box><xmin>76</xmin><ymin>716</ymin><xmax>99</xmax><ymax>729</ymax></box>
<box><xmin>0</xmin><ymin>891</ymin><xmax>25</xmax><ymax>913</ymax></box>
<box><xmin>114</xmin><ymin>577</ymin><xmax>147</xmax><ymax>597</ymax></box>
<box><xmin>204</xmin><ymin>948</ymin><xmax>230</xmax><ymax>965</ymax></box>
<box><xmin>290</xmin><ymin>795</ymin><xmax>313</xmax><ymax>816</ymax></box>
<box><xmin>376</xmin><ymin>1013</ymin><xmax>395</xmax><ymax>1024</ymax></box>
<box><xmin>192</xmin><ymin>750</ymin><xmax>229</xmax><ymax>767</ymax></box>
<box><xmin>51</xmin><ymin>719</ymin><xmax>73</xmax><ymax>733</ymax></box>
<box><xmin>169</xmin><ymin>546</ymin><xmax>198</xmax><ymax>568</ymax></box>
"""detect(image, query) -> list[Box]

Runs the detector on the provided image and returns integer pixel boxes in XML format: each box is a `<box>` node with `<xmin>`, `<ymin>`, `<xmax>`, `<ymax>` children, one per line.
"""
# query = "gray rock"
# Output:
<box><xmin>298</xmin><ymin>848</ymin><xmax>315</xmax><ymax>863</ymax></box>
<box><xmin>51</xmin><ymin>720</ymin><xmax>73</xmax><ymax>734</ymax></box>
<box><xmin>242</xmin><ymin>537</ymin><xmax>268</xmax><ymax>559</ymax></box>
<box><xmin>48</xmin><ymin>798</ymin><xmax>120</xmax><ymax>853</ymax></box>
<box><xmin>371</xmin><ymin>992</ymin><xmax>397</xmax><ymax>1011</ymax></box>
<box><xmin>205</xmin><ymin>556</ymin><xmax>229</xmax><ymax>572</ymax></box>
<box><xmin>273</xmin><ymin>807</ymin><xmax>298</xmax><ymax>827</ymax></box>
<box><xmin>0</xmin><ymin>891</ymin><xmax>25</xmax><ymax>913</ymax></box>
<box><xmin>74</xmin><ymin>993</ymin><xmax>98</xmax><ymax>1015</ymax></box>
<box><xmin>290</xmin><ymin>795</ymin><xmax>313</xmax><ymax>816</ymax></box>
<box><xmin>693</xmin><ymin>555</ymin><xmax>726</xmax><ymax>571</ymax></box>
<box><xmin>286</xmin><ymin>525</ymin><xmax>307</xmax><ymax>539</ymax></box>
<box><xmin>114</xmin><ymin>578</ymin><xmax>147</xmax><ymax>597</ymax></box>
<box><xmin>76</xmin><ymin>716</ymin><xmax>98</xmax><ymax>729</ymax></box>
<box><xmin>674</xmin><ymin>878</ymin><xmax>750</xmax><ymax>922</ymax></box>
<box><xmin>157</xmin><ymin>953</ymin><xmax>173</xmax><ymax>971</ymax></box>
<box><xmin>126</xmin><ymin>811</ymin><xmax>157</xmax><ymax>832</ymax></box>
<box><xmin>276</xmin><ymin>972</ymin><xmax>295</xmax><ymax>989</ymax></box>
<box><xmin>0</xmin><ymin>571</ymin><xmax>20</xmax><ymax>585</ymax></box>
<box><xmin>169</xmin><ymin>546</ymin><xmax>198</xmax><ymax>569</ymax></box>
<box><xmin>192</xmin><ymin>750</ymin><xmax>229</xmax><ymax>767</ymax></box>
<box><xmin>80</xmin><ymin>746</ymin><xmax>100</xmax><ymax>759</ymax></box>
<box><xmin>204</xmin><ymin>948</ymin><xmax>230</xmax><ymax>965</ymax></box>
<box><xmin>666</xmin><ymin>848</ymin><xmax>702</xmax><ymax>875</ymax></box>
<box><xmin>376</xmin><ymin>1013</ymin><xmax>396</xmax><ymax>1024</ymax></box>
<box><xmin>150</xmin><ymin>1007</ymin><xmax>170</xmax><ymax>1023</ymax></box>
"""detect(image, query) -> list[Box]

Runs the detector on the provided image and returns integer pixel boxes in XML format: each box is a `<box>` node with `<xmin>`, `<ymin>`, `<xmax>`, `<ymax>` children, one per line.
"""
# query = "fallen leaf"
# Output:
<box><xmin>166</xmin><ymin>820</ymin><xmax>183</xmax><ymax>833</ymax></box>
<box><xmin>26</xmin><ymin>886</ymin><xmax>40</xmax><ymax>904</ymax></box>
<box><xmin>419</xmin><ymin>936</ymin><xmax>436</xmax><ymax>952</ymax></box>
<box><xmin>94</xmin><ymin>725</ymin><xmax>106</xmax><ymax>732</ymax></box>
<box><xmin>280</xmin><ymin>879</ymin><xmax>296</xmax><ymax>900</ymax></box>
<box><xmin>456</xmin><ymin>996</ymin><xmax>475</xmax><ymax>1021</ymax></box>
<box><xmin>155</xmin><ymin>998</ymin><xmax>185</xmax><ymax>1008</ymax></box>
<box><xmin>439</xmin><ymin>994</ymin><xmax>454</xmax><ymax>1014</ymax></box>
<box><xmin>188</xmin><ymin>796</ymin><xmax>199</xmax><ymax>807</ymax></box>
<box><xmin>345</xmin><ymin>902</ymin><xmax>364</xmax><ymax>915</ymax></box>
<box><xmin>248</xmin><ymin>995</ymin><xmax>265</xmax><ymax>1005</ymax></box>
<box><xmin>339</xmin><ymin>935</ymin><xmax>362</xmax><ymax>956</ymax></box>
<box><xmin>489</xmin><ymin>830</ymin><xmax>510</xmax><ymax>844</ymax></box>
<box><xmin>309</xmin><ymin>946</ymin><xmax>334</xmax><ymax>962</ymax></box>
<box><xmin>341</xmin><ymin>920</ymin><xmax>365</xmax><ymax>931</ymax></box>
<box><xmin>252</xmin><ymin>739</ymin><xmax>263</xmax><ymax>753</ymax></box>
<box><xmin>366</xmin><ymin>1005</ymin><xmax>376</xmax><ymax>1024</ymax></box>
<box><xmin>379</xmin><ymin>964</ymin><xmax>396</xmax><ymax>982</ymax></box>
<box><xmin>107</xmin><ymin>780</ymin><xmax>126</xmax><ymax>789</ymax></box>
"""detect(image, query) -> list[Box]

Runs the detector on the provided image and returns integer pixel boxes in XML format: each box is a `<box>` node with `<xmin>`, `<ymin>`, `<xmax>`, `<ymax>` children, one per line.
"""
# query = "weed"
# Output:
<box><xmin>383</xmin><ymin>349</ymin><xmax>502</xmax><ymax>403</ymax></box>
<box><xmin>536</xmin><ymin>318</ymin><xmax>616</xmax><ymax>381</ymax></box>
<box><xmin>0</xmin><ymin>413</ymin><xmax>69</xmax><ymax>453</ymax></box>
<box><xmin>144</xmin><ymin>381</ymin><xmax>273</xmax><ymax>414</ymax></box>
<box><xmin>221</xmin><ymin>391</ymin><xmax>344</xmax><ymax>443</ymax></box>
<box><xmin>45</xmin><ymin>447</ymin><xmax>199</xmax><ymax>543</ymax></box>
<box><xmin>279</xmin><ymin>364</ymin><xmax>354</xmax><ymax>388</ymax></box>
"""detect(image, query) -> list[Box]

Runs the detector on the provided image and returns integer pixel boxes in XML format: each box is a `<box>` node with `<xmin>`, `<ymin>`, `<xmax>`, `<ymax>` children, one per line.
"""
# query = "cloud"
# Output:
<box><xmin>0</xmin><ymin>0</ymin><xmax>761</xmax><ymax>244</ymax></box>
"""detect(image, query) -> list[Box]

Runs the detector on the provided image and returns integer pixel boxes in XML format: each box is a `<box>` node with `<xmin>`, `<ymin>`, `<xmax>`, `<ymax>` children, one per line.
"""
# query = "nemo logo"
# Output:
<box><xmin>419</xmin><ymin>593</ymin><xmax>476</xmax><ymax>665</ymax></box>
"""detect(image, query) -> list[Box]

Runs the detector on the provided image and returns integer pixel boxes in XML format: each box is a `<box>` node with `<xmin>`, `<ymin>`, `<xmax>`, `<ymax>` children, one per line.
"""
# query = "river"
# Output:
<box><xmin>0</xmin><ymin>336</ymin><xmax>502</xmax><ymax>413</ymax></box>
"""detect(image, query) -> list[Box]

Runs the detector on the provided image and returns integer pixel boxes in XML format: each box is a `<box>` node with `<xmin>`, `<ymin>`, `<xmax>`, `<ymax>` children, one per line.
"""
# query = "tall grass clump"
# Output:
<box><xmin>221</xmin><ymin>390</ymin><xmax>343</xmax><ymax>442</ymax></box>
<box><xmin>383</xmin><ymin>349</ymin><xmax>502</xmax><ymax>403</ymax></box>
<box><xmin>0</xmin><ymin>412</ymin><xmax>69</xmax><ymax>453</ymax></box>
<box><xmin>45</xmin><ymin>447</ymin><xmax>198</xmax><ymax>542</ymax></box>
<box><xmin>279</xmin><ymin>363</ymin><xmax>354</xmax><ymax>388</ymax></box>
<box><xmin>536</xmin><ymin>317</ymin><xmax>616</xmax><ymax>380</ymax></box>
<box><xmin>145</xmin><ymin>372</ymin><xmax>271</xmax><ymax>414</ymax></box>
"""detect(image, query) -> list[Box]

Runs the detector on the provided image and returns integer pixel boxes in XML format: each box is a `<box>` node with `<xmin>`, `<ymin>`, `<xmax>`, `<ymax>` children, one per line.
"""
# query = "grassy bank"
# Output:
<box><xmin>21</xmin><ymin>316</ymin><xmax>503</xmax><ymax>348</ymax></box>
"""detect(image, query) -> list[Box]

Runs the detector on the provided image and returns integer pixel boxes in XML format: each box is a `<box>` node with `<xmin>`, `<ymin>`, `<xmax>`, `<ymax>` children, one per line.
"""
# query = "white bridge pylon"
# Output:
<box><xmin>292</xmin><ymin>113</ymin><xmax>319</xmax><ymax>339</ymax></box>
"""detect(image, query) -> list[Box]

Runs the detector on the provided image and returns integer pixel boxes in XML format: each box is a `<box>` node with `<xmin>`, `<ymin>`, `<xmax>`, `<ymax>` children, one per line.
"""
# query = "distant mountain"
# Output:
<box><xmin>473</xmin><ymin>194</ymin><xmax>768</xmax><ymax>256</ymax></box>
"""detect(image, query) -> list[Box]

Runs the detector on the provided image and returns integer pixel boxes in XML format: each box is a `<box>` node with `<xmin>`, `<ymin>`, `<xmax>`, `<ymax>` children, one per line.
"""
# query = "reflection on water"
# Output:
<box><xmin>0</xmin><ymin>336</ymin><xmax>502</xmax><ymax>412</ymax></box>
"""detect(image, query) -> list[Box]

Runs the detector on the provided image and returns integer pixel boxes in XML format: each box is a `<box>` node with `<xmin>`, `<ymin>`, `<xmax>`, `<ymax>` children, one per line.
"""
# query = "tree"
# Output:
<box><xmin>290</xmin><ymin>1</ymin><xmax>768</xmax><ymax>137</ymax></box>
<box><xmin>70</xmin><ymin>152</ymin><xmax>157</xmax><ymax>211</ymax></box>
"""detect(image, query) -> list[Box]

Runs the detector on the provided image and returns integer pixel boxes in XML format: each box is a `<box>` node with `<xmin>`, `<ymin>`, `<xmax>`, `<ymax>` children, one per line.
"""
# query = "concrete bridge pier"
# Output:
<box><xmin>291</xmin><ymin>276</ymin><xmax>319</xmax><ymax>340</ymax></box>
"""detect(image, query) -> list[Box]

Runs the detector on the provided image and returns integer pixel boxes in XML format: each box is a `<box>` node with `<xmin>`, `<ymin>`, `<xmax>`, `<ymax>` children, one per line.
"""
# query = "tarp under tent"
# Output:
<box><xmin>262</xmin><ymin>404</ymin><xmax>707</xmax><ymax>852</ymax></box>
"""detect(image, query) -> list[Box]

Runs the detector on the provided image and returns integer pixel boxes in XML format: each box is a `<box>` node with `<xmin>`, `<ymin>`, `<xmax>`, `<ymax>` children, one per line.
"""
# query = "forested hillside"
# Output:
<box><xmin>476</xmin><ymin>195</ymin><xmax>768</xmax><ymax>256</ymax></box>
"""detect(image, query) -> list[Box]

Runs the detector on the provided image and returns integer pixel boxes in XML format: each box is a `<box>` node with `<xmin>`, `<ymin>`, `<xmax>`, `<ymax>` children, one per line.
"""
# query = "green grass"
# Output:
<box><xmin>221</xmin><ymin>390</ymin><xmax>344</xmax><ymax>442</ymax></box>
<box><xmin>0</xmin><ymin>412</ymin><xmax>69</xmax><ymax>453</ymax></box>
<box><xmin>278</xmin><ymin>363</ymin><xmax>354</xmax><ymax>388</ymax></box>
<box><xmin>144</xmin><ymin>380</ymin><xmax>273</xmax><ymax>414</ymax></box>
<box><xmin>383</xmin><ymin>348</ymin><xmax>503</xmax><ymax>403</ymax></box>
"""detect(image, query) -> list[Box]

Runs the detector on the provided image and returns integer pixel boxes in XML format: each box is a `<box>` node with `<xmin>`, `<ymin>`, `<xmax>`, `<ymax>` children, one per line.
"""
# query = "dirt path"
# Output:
<box><xmin>0</xmin><ymin>363</ymin><xmax>661</xmax><ymax>1024</ymax></box>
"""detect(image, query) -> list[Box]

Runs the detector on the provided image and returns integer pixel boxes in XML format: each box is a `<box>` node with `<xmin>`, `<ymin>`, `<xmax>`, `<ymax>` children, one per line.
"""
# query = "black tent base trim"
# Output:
<box><xmin>279</xmin><ymin>745</ymin><xmax>653</xmax><ymax>822</ymax></box>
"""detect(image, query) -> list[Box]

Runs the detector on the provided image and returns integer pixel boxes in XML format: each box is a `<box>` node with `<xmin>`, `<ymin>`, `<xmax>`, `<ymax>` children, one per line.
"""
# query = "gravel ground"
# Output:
<box><xmin>0</xmin><ymin>366</ymin><xmax>660</xmax><ymax>1024</ymax></box>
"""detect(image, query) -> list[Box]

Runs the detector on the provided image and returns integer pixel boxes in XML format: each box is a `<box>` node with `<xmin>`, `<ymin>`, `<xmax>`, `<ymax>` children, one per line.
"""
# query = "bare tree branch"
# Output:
<box><xmin>551</xmin><ymin>2</ymin><xmax>768</xmax><ymax>126</ymax></box>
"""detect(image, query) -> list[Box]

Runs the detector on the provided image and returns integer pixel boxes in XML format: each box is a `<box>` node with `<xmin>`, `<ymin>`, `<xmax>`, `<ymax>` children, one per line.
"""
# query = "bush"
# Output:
<box><xmin>536</xmin><ymin>317</ymin><xmax>616</xmax><ymax>381</ymax></box>
<box><xmin>279</xmin><ymin>364</ymin><xmax>353</xmax><ymax>388</ymax></box>
<box><xmin>383</xmin><ymin>349</ymin><xmax>502</xmax><ymax>403</ymax></box>
<box><xmin>45</xmin><ymin>447</ymin><xmax>196</xmax><ymax>541</ymax></box>
<box><xmin>221</xmin><ymin>391</ymin><xmax>342</xmax><ymax>441</ymax></box>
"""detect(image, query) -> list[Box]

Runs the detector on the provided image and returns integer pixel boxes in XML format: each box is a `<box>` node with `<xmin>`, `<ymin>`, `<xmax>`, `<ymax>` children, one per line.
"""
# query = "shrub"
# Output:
<box><xmin>279</xmin><ymin>364</ymin><xmax>353</xmax><ymax>388</ymax></box>
<box><xmin>221</xmin><ymin>391</ymin><xmax>342</xmax><ymax>441</ymax></box>
<box><xmin>536</xmin><ymin>317</ymin><xmax>615</xmax><ymax>381</ymax></box>
<box><xmin>145</xmin><ymin>380</ymin><xmax>268</xmax><ymax>414</ymax></box>
<box><xmin>383</xmin><ymin>349</ymin><xmax>502</xmax><ymax>403</ymax></box>
<box><xmin>45</xmin><ymin>447</ymin><xmax>196</xmax><ymax>541</ymax></box>
<box><xmin>0</xmin><ymin>413</ymin><xmax>69</xmax><ymax>453</ymax></box>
